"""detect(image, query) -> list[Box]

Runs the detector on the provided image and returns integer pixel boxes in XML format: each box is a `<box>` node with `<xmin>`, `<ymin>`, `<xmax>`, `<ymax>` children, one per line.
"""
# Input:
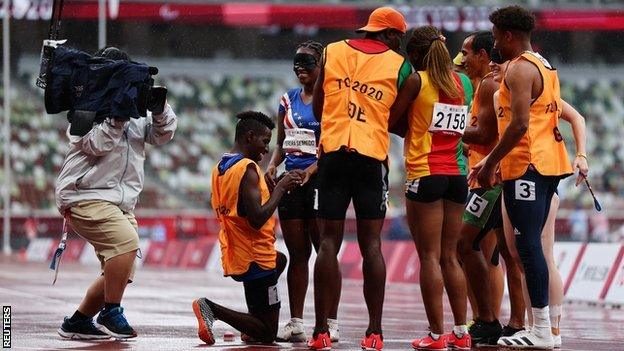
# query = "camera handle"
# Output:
<box><xmin>36</xmin><ymin>0</ymin><xmax>66</xmax><ymax>89</ymax></box>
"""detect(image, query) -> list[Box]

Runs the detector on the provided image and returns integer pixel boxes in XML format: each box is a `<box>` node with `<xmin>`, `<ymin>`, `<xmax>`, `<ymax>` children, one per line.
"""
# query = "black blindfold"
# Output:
<box><xmin>293</xmin><ymin>53</ymin><xmax>318</xmax><ymax>72</ymax></box>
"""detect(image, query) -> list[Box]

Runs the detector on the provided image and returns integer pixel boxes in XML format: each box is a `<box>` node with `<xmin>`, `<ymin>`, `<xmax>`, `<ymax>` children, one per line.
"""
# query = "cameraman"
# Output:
<box><xmin>55</xmin><ymin>47</ymin><xmax>177</xmax><ymax>340</ymax></box>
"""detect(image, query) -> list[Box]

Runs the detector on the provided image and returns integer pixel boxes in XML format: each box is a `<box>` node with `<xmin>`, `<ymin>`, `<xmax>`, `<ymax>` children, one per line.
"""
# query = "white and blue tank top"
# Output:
<box><xmin>278</xmin><ymin>87</ymin><xmax>320</xmax><ymax>171</ymax></box>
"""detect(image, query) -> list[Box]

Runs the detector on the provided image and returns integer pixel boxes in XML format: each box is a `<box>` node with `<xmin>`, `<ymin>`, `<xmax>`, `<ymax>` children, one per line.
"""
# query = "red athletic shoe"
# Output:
<box><xmin>361</xmin><ymin>333</ymin><xmax>384</xmax><ymax>350</ymax></box>
<box><xmin>411</xmin><ymin>333</ymin><xmax>447</xmax><ymax>350</ymax></box>
<box><xmin>192</xmin><ymin>298</ymin><xmax>215</xmax><ymax>345</ymax></box>
<box><xmin>308</xmin><ymin>332</ymin><xmax>331</xmax><ymax>350</ymax></box>
<box><xmin>447</xmin><ymin>332</ymin><xmax>471</xmax><ymax>350</ymax></box>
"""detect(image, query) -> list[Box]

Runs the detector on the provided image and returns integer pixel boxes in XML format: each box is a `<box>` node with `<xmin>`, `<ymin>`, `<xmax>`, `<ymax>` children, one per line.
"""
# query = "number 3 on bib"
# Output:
<box><xmin>429</xmin><ymin>102</ymin><xmax>468</xmax><ymax>135</ymax></box>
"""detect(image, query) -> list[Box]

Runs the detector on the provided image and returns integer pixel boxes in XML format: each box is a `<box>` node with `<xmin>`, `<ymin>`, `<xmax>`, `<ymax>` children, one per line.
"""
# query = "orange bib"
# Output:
<box><xmin>497</xmin><ymin>52</ymin><xmax>572</xmax><ymax>180</ymax></box>
<box><xmin>320</xmin><ymin>39</ymin><xmax>406</xmax><ymax>161</ymax></box>
<box><xmin>210</xmin><ymin>157</ymin><xmax>276</xmax><ymax>276</ymax></box>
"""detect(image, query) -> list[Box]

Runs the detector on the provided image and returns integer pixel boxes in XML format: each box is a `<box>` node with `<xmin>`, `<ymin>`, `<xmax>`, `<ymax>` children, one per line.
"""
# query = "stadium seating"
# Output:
<box><xmin>3</xmin><ymin>71</ymin><xmax>624</xmax><ymax>212</ymax></box>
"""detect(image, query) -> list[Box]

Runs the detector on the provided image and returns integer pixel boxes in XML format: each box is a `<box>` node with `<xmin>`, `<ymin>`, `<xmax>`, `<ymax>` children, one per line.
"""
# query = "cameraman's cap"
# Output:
<box><xmin>356</xmin><ymin>7</ymin><xmax>407</xmax><ymax>34</ymax></box>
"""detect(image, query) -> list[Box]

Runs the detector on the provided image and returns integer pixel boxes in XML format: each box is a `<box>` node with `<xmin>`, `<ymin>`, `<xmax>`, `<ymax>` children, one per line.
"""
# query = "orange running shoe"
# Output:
<box><xmin>411</xmin><ymin>333</ymin><xmax>447</xmax><ymax>350</ymax></box>
<box><xmin>447</xmin><ymin>332</ymin><xmax>471</xmax><ymax>350</ymax></box>
<box><xmin>192</xmin><ymin>298</ymin><xmax>215</xmax><ymax>345</ymax></box>
<box><xmin>361</xmin><ymin>333</ymin><xmax>384</xmax><ymax>350</ymax></box>
<box><xmin>308</xmin><ymin>331</ymin><xmax>331</xmax><ymax>350</ymax></box>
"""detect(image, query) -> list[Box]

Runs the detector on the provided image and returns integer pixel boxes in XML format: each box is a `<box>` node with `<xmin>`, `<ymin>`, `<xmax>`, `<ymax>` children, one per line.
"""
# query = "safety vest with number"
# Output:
<box><xmin>497</xmin><ymin>51</ymin><xmax>573</xmax><ymax>181</ymax></box>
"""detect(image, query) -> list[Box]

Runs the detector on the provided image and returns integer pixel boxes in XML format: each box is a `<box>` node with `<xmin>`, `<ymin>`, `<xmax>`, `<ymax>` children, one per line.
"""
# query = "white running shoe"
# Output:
<box><xmin>497</xmin><ymin>328</ymin><xmax>554</xmax><ymax>349</ymax></box>
<box><xmin>552</xmin><ymin>333</ymin><xmax>562</xmax><ymax>348</ymax></box>
<box><xmin>276</xmin><ymin>318</ymin><xmax>306</xmax><ymax>342</ymax></box>
<box><xmin>328</xmin><ymin>318</ymin><xmax>339</xmax><ymax>342</ymax></box>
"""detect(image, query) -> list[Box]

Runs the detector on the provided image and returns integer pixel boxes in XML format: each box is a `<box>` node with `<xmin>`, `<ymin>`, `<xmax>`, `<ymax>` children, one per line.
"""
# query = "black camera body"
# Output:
<box><xmin>37</xmin><ymin>43</ymin><xmax>167</xmax><ymax>136</ymax></box>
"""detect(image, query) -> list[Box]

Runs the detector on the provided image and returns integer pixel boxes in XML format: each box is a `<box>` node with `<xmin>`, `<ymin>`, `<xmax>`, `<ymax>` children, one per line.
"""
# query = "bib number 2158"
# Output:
<box><xmin>429</xmin><ymin>102</ymin><xmax>468</xmax><ymax>135</ymax></box>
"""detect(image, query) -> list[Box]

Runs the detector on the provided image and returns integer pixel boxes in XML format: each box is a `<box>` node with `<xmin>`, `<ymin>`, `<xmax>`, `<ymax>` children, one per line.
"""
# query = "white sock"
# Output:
<box><xmin>549</xmin><ymin>305</ymin><xmax>561</xmax><ymax>327</ymax></box>
<box><xmin>549</xmin><ymin>305</ymin><xmax>562</xmax><ymax>332</ymax></box>
<box><xmin>327</xmin><ymin>318</ymin><xmax>337</xmax><ymax>325</ymax></box>
<box><xmin>532</xmin><ymin>306</ymin><xmax>551</xmax><ymax>334</ymax></box>
<box><xmin>291</xmin><ymin>317</ymin><xmax>303</xmax><ymax>324</ymax></box>
<box><xmin>453</xmin><ymin>325</ymin><xmax>468</xmax><ymax>337</ymax></box>
<box><xmin>430</xmin><ymin>332</ymin><xmax>441</xmax><ymax>340</ymax></box>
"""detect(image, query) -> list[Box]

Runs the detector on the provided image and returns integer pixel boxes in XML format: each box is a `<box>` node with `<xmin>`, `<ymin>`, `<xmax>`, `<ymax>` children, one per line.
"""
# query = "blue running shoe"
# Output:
<box><xmin>96</xmin><ymin>307</ymin><xmax>137</xmax><ymax>339</ymax></box>
<box><xmin>58</xmin><ymin>316</ymin><xmax>110</xmax><ymax>340</ymax></box>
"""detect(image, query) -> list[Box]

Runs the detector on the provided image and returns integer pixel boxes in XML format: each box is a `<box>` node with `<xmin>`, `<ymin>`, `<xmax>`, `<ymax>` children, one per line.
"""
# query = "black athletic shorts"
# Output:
<box><xmin>316</xmin><ymin>150</ymin><xmax>389</xmax><ymax>220</ymax></box>
<box><xmin>405</xmin><ymin>175</ymin><xmax>468</xmax><ymax>204</ymax></box>
<box><xmin>278</xmin><ymin>173</ymin><xmax>317</xmax><ymax>220</ymax></box>
<box><xmin>242</xmin><ymin>270</ymin><xmax>281</xmax><ymax>315</ymax></box>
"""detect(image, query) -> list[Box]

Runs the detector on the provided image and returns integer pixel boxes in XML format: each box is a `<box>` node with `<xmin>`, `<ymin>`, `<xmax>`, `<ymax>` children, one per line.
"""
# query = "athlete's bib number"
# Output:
<box><xmin>313</xmin><ymin>189</ymin><xmax>319</xmax><ymax>211</ymax></box>
<box><xmin>268</xmin><ymin>284</ymin><xmax>280</xmax><ymax>305</ymax></box>
<box><xmin>466</xmin><ymin>193</ymin><xmax>489</xmax><ymax>218</ymax></box>
<box><xmin>515</xmin><ymin>180</ymin><xmax>536</xmax><ymax>201</ymax></box>
<box><xmin>429</xmin><ymin>102</ymin><xmax>468</xmax><ymax>135</ymax></box>
<box><xmin>283</xmin><ymin>128</ymin><xmax>317</xmax><ymax>155</ymax></box>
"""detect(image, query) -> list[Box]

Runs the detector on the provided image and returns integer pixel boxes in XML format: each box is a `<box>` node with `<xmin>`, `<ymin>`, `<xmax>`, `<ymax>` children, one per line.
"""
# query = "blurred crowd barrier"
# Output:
<box><xmin>21</xmin><ymin>232</ymin><xmax>624</xmax><ymax>305</ymax></box>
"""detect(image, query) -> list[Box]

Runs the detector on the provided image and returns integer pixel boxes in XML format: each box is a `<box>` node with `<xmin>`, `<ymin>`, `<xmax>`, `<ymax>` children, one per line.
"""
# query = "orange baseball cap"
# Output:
<box><xmin>356</xmin><ymin>7</ymin><xmax>407</xmax><ymax>34</ymax></box>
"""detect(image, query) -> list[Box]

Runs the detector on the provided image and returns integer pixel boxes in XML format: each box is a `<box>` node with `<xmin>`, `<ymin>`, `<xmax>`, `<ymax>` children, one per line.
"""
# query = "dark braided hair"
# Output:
<box><xmin>296</xmin><ymin>40</ymin><xmax>324</xmax><ymax>60</ymax></box>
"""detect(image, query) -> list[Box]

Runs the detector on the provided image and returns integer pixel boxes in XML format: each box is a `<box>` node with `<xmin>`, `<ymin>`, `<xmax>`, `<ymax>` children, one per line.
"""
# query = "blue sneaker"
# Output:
<box><xmin>58</xmin><ymin>316</ymin><xmax>110</xmax><ymax>340</ymax></box>
<box><xmin>96</xmin><ymin>307</ymin><xmax>137</xmax><ymax>339</ymax></box>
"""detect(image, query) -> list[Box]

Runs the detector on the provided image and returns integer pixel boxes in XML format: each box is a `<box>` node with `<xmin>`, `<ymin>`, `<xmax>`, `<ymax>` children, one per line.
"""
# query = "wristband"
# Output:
<box><xmin>576</xmin><ymin>153</ymin><xmax>587</xmax><ymax>160</ymax></box>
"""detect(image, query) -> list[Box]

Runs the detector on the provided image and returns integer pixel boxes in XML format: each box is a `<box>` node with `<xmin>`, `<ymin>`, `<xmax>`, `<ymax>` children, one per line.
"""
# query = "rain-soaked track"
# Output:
<box><xmin>1</xmin><ymin>259</ymin><xmax>622</xmax><ymax>350</ymax></box>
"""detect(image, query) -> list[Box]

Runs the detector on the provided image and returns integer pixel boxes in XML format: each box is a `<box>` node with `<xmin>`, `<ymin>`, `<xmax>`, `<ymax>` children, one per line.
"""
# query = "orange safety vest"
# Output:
<box><xmin>497</xmin><ymin>51</ymin><xmax>573</xmax><ymax>181</ymax></box>
<box><xmin>467</xmin><ymin>73</ymin><xmax>498</xmax><ymax>189</ymax></box>
<box><xmin>210</xmin><ymin>157</ymin><xmax>276</xmax><ymax>276</ymax></box>
<box><xmin>319</xmin><ymin>39</ymin><xmax>406</xmax><ymax>161</ymax></box>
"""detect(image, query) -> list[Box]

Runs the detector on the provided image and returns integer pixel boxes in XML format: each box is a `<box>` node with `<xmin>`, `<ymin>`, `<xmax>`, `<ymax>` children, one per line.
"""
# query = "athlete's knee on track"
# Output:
<box><xmin>255</xmin><ymin>315</ymin><xmax>279</xmax><ymax>343</ymax></box>
<box><xmin>255</xmin><ymin>327</ymin><xmax>277</xmax><ymax>344</ymax></box>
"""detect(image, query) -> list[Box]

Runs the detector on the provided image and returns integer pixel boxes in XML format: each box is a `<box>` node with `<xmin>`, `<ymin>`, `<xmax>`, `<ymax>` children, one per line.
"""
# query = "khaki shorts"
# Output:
<box><xmin>68</xmin><ymin>200</ymin><xmax>139</xmax><ymax>280</ymax></box>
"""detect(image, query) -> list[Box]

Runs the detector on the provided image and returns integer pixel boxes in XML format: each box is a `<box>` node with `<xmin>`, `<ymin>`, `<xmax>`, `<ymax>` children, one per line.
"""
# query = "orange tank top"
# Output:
<box><xmin>404</xmin><ymin>71</ymin><xmax>469</xmax><ymax>180</ymax></box>
<box><xmin>319</xmin><ymin>39</ymin><xmax>408</xmax><ymax>161</ymax></box>
<box><xmin>467</xmin><ymin>73</ymin><xmax>499</xmax><ymax>189</ymax></box>
<box><xmin>497</xmin><ymin>51</ymin><xmax>573</xmax><ymax>181</ymax></box>
<box><xmin>210</xmin><ymin>155</ymin><xmax>276</xmax><ymax>276</ymax></box>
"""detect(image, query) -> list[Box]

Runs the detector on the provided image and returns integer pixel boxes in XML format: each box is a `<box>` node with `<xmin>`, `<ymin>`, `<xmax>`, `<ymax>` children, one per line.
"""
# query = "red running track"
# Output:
<box><xmin>1</xmin><ymin>259</ymin><xmax>622</xmax><ymax>350</ymax></box>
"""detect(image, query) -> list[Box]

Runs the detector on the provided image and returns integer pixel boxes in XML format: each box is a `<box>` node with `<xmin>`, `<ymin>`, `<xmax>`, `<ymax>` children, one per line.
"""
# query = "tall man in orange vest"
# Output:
<box><xmin>193</xmin><ymin>111</ymin><xmax>304</xmax><ymax>345</ymax></box>
<box><xmin>309</xmin><ymin>7</ymin><xmax>412</xmax><ymax>351</ymax></box>
<box><xmin>473</xmin><ymin>6</ymin><xmax>573</xmax><ymax>349</ymax></box>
